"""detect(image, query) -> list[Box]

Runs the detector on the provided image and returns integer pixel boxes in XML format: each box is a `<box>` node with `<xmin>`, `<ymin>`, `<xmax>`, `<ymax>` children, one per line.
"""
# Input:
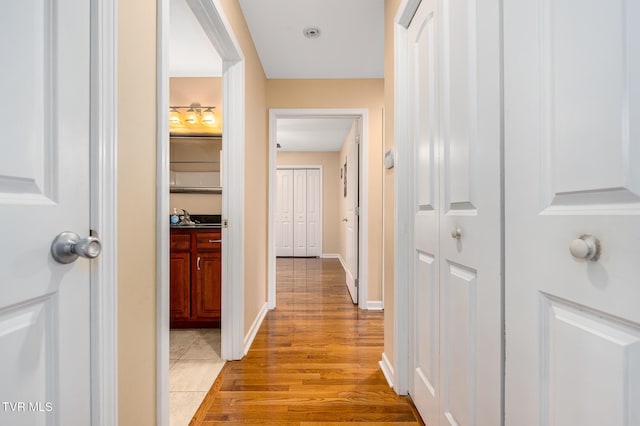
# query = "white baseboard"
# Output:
<box><xmin>367</xmin><ymin>301</ymin><xmax>383</xmax><ymax>310</ymax></box>
<box><xmin>244</xmin><ymin>302</ymin><xmax>268</xmax><ymax>355</ymax></box>
<box><xmin>379</xmin><ymin>352</ymin><xmax>395</xmax><ymax>389</ymax></box>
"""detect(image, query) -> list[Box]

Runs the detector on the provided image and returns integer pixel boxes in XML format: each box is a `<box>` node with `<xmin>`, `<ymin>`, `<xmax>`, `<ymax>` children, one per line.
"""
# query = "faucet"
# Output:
<box><xmin>180</xmin><ymin>209</ymin><xmax>195</xmax><ymax>225</ymax></box>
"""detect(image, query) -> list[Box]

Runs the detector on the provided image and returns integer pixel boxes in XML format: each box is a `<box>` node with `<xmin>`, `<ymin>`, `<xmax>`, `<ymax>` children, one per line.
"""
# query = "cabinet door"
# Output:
<box><xmin>170</xmin><ymin>252</ymin><xmax>191</xmax><ymax>322</ymax></box>
<box><xmin>192</xmin><ymin>250</ymin><xmax>221</xmax><ymax>322</ymax></box>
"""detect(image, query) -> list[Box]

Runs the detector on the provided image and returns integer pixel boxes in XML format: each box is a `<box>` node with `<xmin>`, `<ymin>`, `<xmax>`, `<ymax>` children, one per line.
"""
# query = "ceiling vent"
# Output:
<box><xmin>303</xmin><ymin>27</ymin><xmax>321</xmax><ymax>39</ymax></box>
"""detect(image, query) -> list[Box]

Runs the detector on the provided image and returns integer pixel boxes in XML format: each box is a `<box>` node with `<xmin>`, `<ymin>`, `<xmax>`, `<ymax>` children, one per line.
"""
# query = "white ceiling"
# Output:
<box><xmin>277</xmin><ymin>118</ymin><xmax>355</xmax><ymax>152</ymax></box>
<box><xmin>170</xmin><ymin>0</ymin><xmax>380</xmax><ymax>150</ymax></box>
<box><xmin>169</xmin><ymin>0</ymin><xmax>222</xmax><ymax>77</ymax></box>
<box><xmin>238</xmin><ymin>0</ymin><xmax>384</xmax><ymax>79</ymax></box>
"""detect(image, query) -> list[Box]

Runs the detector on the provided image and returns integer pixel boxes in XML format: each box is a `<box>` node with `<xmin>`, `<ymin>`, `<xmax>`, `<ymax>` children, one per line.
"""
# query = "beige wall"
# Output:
<box><xmin>277</xmin><ymin>151</ymin><xmax>342</xmax><ymax>254</ymax></box>
<box><xmin>118</xmin><ymin>0</ymin><xmax>157</xmax><ymax>424</ymax></box>
<box><xmin>219</xmin><ymin>0</ymin><xmax>269</xmax><ymax>336</ymax></box>
<box><xmin>384</xmin><ymin>0</ymin><xmax>401</xmax><ymax>369</ymax></box>
<box><xmin>117</xmin><ymin>1</ymin><xmax>268</xmax><ymax>424</ymax></box>
<box><xmin>267</xmin><ymin>79</ymin><xmax>385</xmax><ymax>302</ymax></box>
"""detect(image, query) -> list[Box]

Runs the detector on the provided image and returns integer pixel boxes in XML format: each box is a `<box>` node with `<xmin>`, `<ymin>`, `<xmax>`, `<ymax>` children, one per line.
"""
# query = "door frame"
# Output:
<box><xmin>268</xmin><ymin>108</ymin><xmax>369</xmax><ymax>310</ymax></box>
<box><xmin>390</xmin><ymin>0</ymin><xmax>423</xmax><ymax>396</ymax></box>
<box><xmin>90</xmin><ymin>0</ymin><xmax>118</xmax><ymax>423</ymax></box>
<box><xmin>156</xmin><ymin>0</ymin><xmax>246</xmax><ymax>424</ymax></box>
<box><xmin>275</xmin><ymin>165</ymin><xmax>324</xmax><ymax>257</ymax></box>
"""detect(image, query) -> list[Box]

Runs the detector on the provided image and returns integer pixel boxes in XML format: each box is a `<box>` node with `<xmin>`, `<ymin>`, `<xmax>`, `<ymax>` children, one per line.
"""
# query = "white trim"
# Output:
<box><xmin>243</xmin><ymin>302</ymin><xmax>268</xmax><ymax>355</ymax></box>
<box><xmin>320</xmin><ymin>253</ymin><xmax>341</xmax><ymax>258</ymax></box>
<box><xmin>392</xmin><ymin>0</ymin><xmax>422</xmax><ymax>397</ymax></box>
<box><xmin>276</xmin><ymin>165</ymin><xmax>324</xmax><ymax>258</ymax></box>
<box><xmin>268</xmin><ymin>109</ymin><xmax>369</xmax><ymax>311</ymax></box>
<box><xmin>90</xmin><ymin>0</ymin><xmax>118</xmax><ymax>423</ymax></box>
<box><xmin>157</xmin><ymin>0</ymin><xmax>246</xmax><ymax>424</ymax></box>
<box><xmin>379</xmin><ymin>352</ymin><xmax>395</xmax><ymax>389</ymax></box>
<box><xmin>367</xmin><ymin>301</ymin><xmax>384</xmax><ymax>311</ymax></box>
<box><xmin>156</xmin><ymin>0</ymin><xmax>170</xmax><ymax>424</ymax></box>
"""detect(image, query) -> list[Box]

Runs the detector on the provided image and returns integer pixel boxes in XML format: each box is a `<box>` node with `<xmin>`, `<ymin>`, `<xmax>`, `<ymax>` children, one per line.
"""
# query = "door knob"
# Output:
<box><xmin>51</xmin><ymin>231</ymin><xmax>102</xmax><ymax>264</ymax></box>
<box><xmin>451</xmin><ymin>228</ymin><xmax>462</xmax><ymax>239</ymax></box>
<box><xmin>569</xmin><ymin>234</ymin><xmax>600</xmax><ymax>261</ymax></box>
<box><xmin>342</xmin><ymin>218</ymin><xmax>348</xmax><ymax>222</ymax></box>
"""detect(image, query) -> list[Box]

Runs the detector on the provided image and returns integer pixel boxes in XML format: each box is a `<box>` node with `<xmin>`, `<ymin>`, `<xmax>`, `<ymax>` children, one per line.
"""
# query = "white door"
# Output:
<box><xmin>344</xmin><ymin>122</ymin><xmax>359</xmax><ymax>304</ymax></box>
<box><xmin>276</xmin><ymin>169</ymin><xmax>294</xmax><ymax>256</ymax></box>
<box><xmin>305</xmin><ymin>168</ymin><xmax>321</xmax><ymax>257</ymax></box>
<box><xmin>408</xmin><ymin>0</ymin><xmax>502</xmax><ymax>423</ymax></box>
<box><xmin>293</xmin><ymin>169</ymin><xmax>308</xmax><ymax>257</ymax></box>
<box><xmin>505</xmin><ymin>1</ymin><xmax>640</xmax><ymax>425</ymax></box>
<box><xmin>0</xmin><ymin>1</ymin><xmax>94</xmax><ymax>425</ymax></box>
<box><xmin>408</xmin><ymin>0</ymin><xmax>441</xmax><ymax>420</ymax></box>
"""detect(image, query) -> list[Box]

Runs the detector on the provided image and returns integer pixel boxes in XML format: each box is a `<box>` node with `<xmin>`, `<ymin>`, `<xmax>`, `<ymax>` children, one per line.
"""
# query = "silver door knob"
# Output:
<box><xmin>51</xmin><ymin>231</ymin><xmax>102</xmax><ymax>264</ymax></box>
<box><xmin>569</xmin><ymin>234</ymin><xmax>600</xmax><ymax>261</ymax></box>
<box><xmin>451</xmin><ymin>228</ymin><xmax>462</xmax><ymax>239</ymax></box>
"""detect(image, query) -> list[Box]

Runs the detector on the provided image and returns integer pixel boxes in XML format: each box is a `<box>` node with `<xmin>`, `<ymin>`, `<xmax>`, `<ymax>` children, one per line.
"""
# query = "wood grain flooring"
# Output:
<box><xmin>190</xmin><ymin>258</ymin><xmax>423</xmax><ymax>425</ymax></box>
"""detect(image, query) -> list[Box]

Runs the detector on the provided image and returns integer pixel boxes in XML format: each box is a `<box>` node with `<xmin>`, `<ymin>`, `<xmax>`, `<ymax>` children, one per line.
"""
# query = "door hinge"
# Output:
<box><xmin>222</xmin><ymin>219</ymin><xmax>229</xmax><ymax>228</ymax></box>
<box><xmin>355</xmin><ymin>135</ymin><xmax>361</xmax><ymax>145</ymax></box>
<box><xmin>355</xmin><ymin>207</ymin><xmax>360</xmax><ymax>216</ymax></box>
<box><xmin>355</xmin><ymin>278</ymin><xmax>359</xmax><ymax>288</ymax></box>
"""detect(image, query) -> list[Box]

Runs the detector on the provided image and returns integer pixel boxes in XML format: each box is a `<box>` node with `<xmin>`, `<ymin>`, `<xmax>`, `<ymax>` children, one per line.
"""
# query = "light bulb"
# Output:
<box><xmin>184</xmin><ymin>108</ymin><xmax>198</xmax><ymax>125</ymax></box>
<box><xmin>201</xmin><ymin>108</ymin><xmax>217</xmax><ymax>127</ymax></box>
<box><xmin>169</xmin><ymin>108</ymin><xmax>183</xmax><ymax>126</ymax></box>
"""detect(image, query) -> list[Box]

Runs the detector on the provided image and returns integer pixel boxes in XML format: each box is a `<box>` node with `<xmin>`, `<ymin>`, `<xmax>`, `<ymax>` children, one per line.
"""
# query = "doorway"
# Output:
<box><xmin>268</xmin><ymin>109</ymin><xmax>369</xmax><ymax>310</ymax></box>
<box><xmin>157</xmin><ymin>0</ymin><xmax>245</xmax><ymax>425</ymax></box>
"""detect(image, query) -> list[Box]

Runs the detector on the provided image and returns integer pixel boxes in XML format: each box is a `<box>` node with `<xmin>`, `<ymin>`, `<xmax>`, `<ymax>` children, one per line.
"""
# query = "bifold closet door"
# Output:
<box><xmin>276</xmin><ymin>169</ymin><xmax>294</xmax><ymax>256</ymax></box>
<box><xmin>276</xmin><ymin>168</ymin><xmax>321</xmax><ymax>257</ymax></box>
<box><xmin>407</xmin><ymin>0</ymin><xmax>502</xmax><ymax>424</ymax></box>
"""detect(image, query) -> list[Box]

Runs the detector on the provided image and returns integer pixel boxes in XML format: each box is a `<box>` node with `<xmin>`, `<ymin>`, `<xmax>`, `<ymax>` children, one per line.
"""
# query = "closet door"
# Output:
<box><xmin>437</xmin><ymin>0</ymin><xmax>502</xmax><ymax>424</ymax></box>
<box><xmin>408</xmin><ymin>0</ymin><xmax>441</xmax><ymax>422</ymax></box>
<box><xmin>407</xmin><ymin>0</ymin><xmax>502</xmax><ymax>424</ymax></box>
<box><xmin>505</xmin><ymin>1</ymin><xmax>640</xmax><ymax>424</ymax></box>
<box><xmin>276</xmin><ymin>169</ymin><xmax>294</xmax><ymax>256</ymax></box>
<box><xmin>293</xmin><ymin>169</ymin><xmax>308</xmax><ymax>257</ymax></box>
<box><xmin>305</xmin><ymin>168</ymin><xmax>321</xmax><ymax>257</ymax></box>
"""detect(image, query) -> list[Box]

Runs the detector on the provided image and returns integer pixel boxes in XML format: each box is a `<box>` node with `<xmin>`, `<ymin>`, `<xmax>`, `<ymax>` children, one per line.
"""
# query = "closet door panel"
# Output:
<box><xmin>306</xmin><ymin>168</ymin><xmax>321</xmax><ymax>257</ymax></box>
<box><xmin>276</xmin><ymin>169</ymin><xmax>294</xmax><ymax>256</ymax></box>
<box><xmin>293</xmin><ymin>169</ymin><xmax>308</xmax><ymax>257</ymax></box>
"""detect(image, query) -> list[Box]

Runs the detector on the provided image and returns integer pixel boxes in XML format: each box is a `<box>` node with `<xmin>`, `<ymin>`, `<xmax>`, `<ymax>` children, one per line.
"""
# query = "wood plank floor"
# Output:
<box><xmin>190</xmin><ymin>258</ymin><xmax>424</xmax><ymax>425</ymax></box>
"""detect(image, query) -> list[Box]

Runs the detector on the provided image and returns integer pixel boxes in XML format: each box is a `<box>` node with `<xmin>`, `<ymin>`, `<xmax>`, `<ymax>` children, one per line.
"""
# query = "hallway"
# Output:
<box><xmin>190</xmin><ymin>258</ymin><xmax>423</xmax><ymax>424</ymax></box>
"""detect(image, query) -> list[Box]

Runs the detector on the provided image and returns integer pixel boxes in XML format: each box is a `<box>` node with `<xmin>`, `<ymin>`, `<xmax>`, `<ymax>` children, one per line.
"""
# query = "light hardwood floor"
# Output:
<box><xmin>190</xmin><ymin>257</ymin><xmax>423</xmax><ymax>425</ymax></box>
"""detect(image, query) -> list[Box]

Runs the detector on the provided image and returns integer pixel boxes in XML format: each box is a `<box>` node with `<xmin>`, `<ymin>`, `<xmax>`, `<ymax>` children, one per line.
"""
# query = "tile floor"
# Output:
<box><xmin>169</xmin><ymin>328</ymin><xmax>224</xmax><ymax>426</ymax></box>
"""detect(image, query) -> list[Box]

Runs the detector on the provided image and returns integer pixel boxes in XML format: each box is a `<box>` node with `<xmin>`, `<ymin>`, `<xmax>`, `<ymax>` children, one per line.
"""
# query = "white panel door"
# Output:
<box><xmin>408</xmin><ymin>0</ymin><xmax>502</xmax><ymax>424</ymax></box>
<box><xmin>305</xmin><ymin>168</ymin><xmax>321</xmax><ymax>257</ymax></box>
<box><xmin>505</xmin><ymin>1</ymin><xmax>640</xmax><ymax>425</ymax></box>
<box><xmin>276</xmin><ymin>169</ymin><xmax>294</xmax><ymax>256</ymax></box>
<box><xmin>437</xmin><ymin>0</ymin><xmax>502</xmax><ymax>424</ymax></box>
<box><xmin>408</xmin><ymin>0</ymin><xmax>440</xmax><ymax>421</ymax></box>
<box><xmin>0</xmin><ymin>1</ymin><xmax>93</xmax><ymax>425</ymax></box>
<box><xmin>344</xmin><ymin>123</ymin><xmax>359</xmax><ymax>304</ymax></box>
<box><xmin>293</xmin><ymin>169</ymin><xmax>308</xmax><ymax>257</ymax></box>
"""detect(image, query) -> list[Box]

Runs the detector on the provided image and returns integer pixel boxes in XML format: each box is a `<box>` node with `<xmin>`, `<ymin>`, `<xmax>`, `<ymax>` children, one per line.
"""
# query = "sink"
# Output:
<box><xmin>170</xmin><ymin>214</ymin><xmax>221</xmax><ymax>228</ymax></box>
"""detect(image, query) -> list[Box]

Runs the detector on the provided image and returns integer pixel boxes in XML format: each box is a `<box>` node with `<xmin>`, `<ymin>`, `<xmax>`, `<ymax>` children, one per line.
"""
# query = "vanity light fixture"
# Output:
<box><xmin>169</xmin><ymin>103</ymin><xmax>217</xmax><ymax>128</ymax></box>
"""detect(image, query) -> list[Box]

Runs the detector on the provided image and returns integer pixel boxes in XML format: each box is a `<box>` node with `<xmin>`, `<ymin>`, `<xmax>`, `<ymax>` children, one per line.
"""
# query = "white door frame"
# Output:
<box><xmin>391</xmin><ymin>0</ymin><xmax>423</xmax><ymax>396</ymax></box>
<box><xmin>276</xmin><ymin>165</ymin><xmax>324</xmax><ymax>258</ymax></box>
<box><xmin>268</xmin><ymin>108</ymin><xmax>369</xmax><ymax>310</ymax></box>
<box><xmin>90</xmin><ymin>0</ymin><xmax>118</xmax><ymax>423</ymax></box>
<box><xmin>157</xmin><ymin>0</ymin><xmax>246</xmax><ymax>424</ymax></box>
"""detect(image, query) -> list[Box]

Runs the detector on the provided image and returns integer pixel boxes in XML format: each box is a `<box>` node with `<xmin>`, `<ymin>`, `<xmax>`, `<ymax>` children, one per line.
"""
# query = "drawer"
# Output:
<box><xmin>196</xmin><ymin>231</ymin><xmax>222</xmax><ymax>250</ymax></box>
<box><xmin>170</xmin><ymin>233</ymin><xmax>191</xmax><ymax>250</ymax></box>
